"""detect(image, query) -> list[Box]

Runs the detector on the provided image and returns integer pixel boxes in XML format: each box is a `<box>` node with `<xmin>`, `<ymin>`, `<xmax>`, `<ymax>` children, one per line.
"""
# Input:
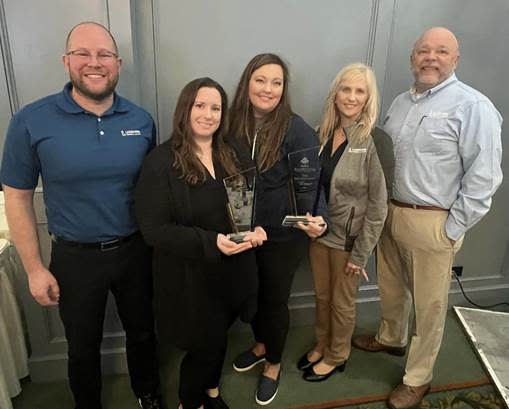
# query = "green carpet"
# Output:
<box><xmin>12</xmin><ymin>310</ymin><xmax>492</xmax><ymax>409</ymax></box>
<box><xmin>419</xmin><ymin>385</ymin><xmax>504</xmax><ymax>409</ymax></box>
<box><xmin>213</xmin><ymin>311</ymin><xmax>488</xmax><ymax>409</ymax></box>
<box><xmin>324</xmin><ymin>384</ymin><xmax>504</xmax><ymax>409</ymax></box>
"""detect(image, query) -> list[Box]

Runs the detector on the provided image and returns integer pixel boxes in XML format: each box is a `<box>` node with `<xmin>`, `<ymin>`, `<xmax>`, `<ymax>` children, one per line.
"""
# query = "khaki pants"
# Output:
<box><xmin>376</xmin><ymin>203</ymin><xmax>463</xmax><ymax>386</ymax></box>
<box><xmin>309</xmin><ymin>240</ymin><xmax>361</xmax><ymax>366</ymax></box>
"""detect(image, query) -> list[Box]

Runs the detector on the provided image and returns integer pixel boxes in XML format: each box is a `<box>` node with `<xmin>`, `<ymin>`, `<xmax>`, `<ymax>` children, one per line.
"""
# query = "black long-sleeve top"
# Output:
<box><xmin>134</xmin><ymin>140</ymin><xmax>258</xmax><ymax>351</ymax></box>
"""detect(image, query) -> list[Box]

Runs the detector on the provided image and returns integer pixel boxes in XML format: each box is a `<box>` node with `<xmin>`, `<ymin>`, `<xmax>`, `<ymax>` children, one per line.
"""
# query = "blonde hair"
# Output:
<box><xmin>319</xmin><ymin>63</ymin><xmax>379</xmax><ymax>144</ymax></box>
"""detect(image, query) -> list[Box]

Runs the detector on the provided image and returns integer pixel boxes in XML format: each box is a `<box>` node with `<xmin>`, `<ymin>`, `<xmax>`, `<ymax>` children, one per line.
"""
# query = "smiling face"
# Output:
<box><xmin>335</xmin><ymin>75</ymin><xmax>368</xmax><ymax>124</ymax></box>
<box><xmin>411</xmin><ymin>27</ymin><xmax>459</xmax><ymax>93</ymax></box>
<box><xmin>248</xmin><ymin>63</ymin><xmax>284</xmax><ymax>118</ymax></box>
<box><xmin>63</xmin><ymin>23</ymin><xmax>121</xmax><ymax>103</ymax></box>
<box><xmin>190</xmin><ymin>87</ymin><xmax>222</xmax><ymax>141</ymax></box>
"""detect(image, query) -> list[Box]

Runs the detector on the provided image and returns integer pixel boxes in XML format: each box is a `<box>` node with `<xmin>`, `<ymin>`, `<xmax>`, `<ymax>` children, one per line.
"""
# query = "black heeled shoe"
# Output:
<box><xmin>302</xmin><ymin>360</ymin><xmax>347</xmax><ymax>382</ymax></box>
<box><xmin>296</xmin><ymin>352</ymin><xmax>322</xmax><ymax>371</ymax></box>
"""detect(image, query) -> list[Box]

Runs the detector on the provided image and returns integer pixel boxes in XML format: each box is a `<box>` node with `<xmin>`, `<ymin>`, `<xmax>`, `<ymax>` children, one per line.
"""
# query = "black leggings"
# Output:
<box><xmin>179</xmin><ymin>306</ymin><xmax>237</xmax><ymax>408</ymax></box>
<box><xmin>252</xmin><ymin>238</ymin><xmax>307</xmax><ymax>363</ymax></box>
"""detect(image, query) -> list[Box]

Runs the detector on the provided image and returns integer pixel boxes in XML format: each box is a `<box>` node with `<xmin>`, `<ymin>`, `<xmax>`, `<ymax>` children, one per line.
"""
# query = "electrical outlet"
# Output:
<box><xmin>452</xmin><ymin>266</ymin><xmax>463</xmax><ymax>277</ymax></box>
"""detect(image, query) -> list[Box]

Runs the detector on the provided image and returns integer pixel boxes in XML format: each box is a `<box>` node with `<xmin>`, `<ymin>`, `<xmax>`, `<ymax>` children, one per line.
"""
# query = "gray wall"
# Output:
<box><xmin>0</xmin><ymin>54</ymin><xmax>12</xmax><ymax>162</ymax></box>
<box><xmin>0</xmin><ymin>0</ymin><xmax>508</xmax><ymax>380</ymax></box>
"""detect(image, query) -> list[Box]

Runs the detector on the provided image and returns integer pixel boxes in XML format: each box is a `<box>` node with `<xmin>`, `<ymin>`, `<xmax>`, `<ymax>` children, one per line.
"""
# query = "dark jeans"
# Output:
<box><xmin>252</xmin><ymin>238</ymin><xmax>307</xmax><ymax>363</ymax></box>
<box><xmin>50</xmin><ymin>234</ymin><xmax>158</xmax><ymax>409</ymax></box>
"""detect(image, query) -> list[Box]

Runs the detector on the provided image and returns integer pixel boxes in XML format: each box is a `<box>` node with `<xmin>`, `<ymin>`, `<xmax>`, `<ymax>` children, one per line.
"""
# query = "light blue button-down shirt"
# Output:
<box><xmin>383</xmin><ymin>73</ymin><xmax>503</xmax><ymax>240</ymax></box>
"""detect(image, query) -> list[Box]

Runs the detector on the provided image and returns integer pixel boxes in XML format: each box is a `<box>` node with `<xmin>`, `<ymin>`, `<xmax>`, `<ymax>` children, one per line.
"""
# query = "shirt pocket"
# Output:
<box><xmin>415</xmin><ymin>117</ymin><xmax>458</xmax><ymax>156</ymax></box>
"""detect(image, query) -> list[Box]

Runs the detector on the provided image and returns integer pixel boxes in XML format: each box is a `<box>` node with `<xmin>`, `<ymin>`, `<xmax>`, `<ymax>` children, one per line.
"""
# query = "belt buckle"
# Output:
<box><xmin>412</xmin><ymin>204</ymin><xmax>418</xmax><ymax>209</ymax></box>
<box><xmin>100</xmin><ymin>239</ymin><xmax>120</xmax><ymax>251</ymax></box>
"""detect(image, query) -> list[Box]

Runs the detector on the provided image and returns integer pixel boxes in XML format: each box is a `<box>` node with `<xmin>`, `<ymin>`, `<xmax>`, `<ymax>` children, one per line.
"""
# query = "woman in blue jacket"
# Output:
<box><xmin>229</xmin><ymin>53</ymin><xmax>327</xmax><ymax>405</ymax></box>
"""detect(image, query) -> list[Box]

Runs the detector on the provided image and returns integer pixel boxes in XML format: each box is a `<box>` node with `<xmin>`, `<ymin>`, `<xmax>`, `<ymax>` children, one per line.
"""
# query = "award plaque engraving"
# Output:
<box><xmin>282</xmin><ymin>146</ymin><xmax>321</xmax><ymax>227</ymax></box>
<box><xmin>223</xmin><ymin>167</ymin><xmax>257</xmax><ymax>243</ymax></box>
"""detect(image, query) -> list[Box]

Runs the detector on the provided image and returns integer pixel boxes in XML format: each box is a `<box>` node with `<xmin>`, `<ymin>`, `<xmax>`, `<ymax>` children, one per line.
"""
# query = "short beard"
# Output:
<box><xmin>70</xmin><ymin>74</ymin><xmax>119</xmax><ymax>102</ymax></box>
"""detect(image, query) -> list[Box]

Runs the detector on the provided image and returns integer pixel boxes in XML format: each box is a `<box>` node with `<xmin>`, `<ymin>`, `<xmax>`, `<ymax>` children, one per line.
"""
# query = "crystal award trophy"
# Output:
<box><xmin>223</xmin><ymin>167</ymin><xmax>257</xmax><ymax>243</ymax></box>
<box><xmin>282</xmin><ymin>146</ymin><xmax>321</xmax><ymax>227</ymax></box>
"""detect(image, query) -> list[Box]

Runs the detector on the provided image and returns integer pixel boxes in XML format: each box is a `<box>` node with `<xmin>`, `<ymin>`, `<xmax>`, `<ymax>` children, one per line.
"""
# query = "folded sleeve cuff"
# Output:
<box><xmin>445</xmin><ymin>217</ymin><xmax>465</xmax><ymax>241</ymax></box>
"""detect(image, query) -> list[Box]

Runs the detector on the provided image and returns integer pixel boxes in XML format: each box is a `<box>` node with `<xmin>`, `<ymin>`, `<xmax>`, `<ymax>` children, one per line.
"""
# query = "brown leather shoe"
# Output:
<box><xmin>351</xmin><ymin>335</ymin><xmax>406</xmax><ymax>356</ymax></box>
<box><xmin>387</xmin><ymin>383</ymin><xmax>431</xmax><ymax>409</ymax></box>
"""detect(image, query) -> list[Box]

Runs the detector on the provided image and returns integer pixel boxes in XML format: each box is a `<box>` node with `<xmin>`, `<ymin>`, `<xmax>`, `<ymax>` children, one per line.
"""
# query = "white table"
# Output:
<box><xmin>0</xmin><ymin>239</ymin><xmax>28</xmax><ymax>409</ymax></box>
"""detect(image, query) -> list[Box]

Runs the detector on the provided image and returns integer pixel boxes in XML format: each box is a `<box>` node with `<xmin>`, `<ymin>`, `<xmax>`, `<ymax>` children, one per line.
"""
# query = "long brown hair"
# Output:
<box><xmin>170</xmin><ymin>77</ymin><xmax>238</xmax><ymax>184</ymax></box>
<box><xmin>229</xmin><ymin>53</ymin><xmax>292</xmax><ymax>172</ymax></box>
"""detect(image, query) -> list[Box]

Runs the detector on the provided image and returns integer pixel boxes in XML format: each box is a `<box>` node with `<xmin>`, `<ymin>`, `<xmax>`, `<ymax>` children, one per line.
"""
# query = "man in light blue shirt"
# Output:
<box><xmin>352</xmin><ymin>27</ymin><xmax>502</xmax><ymax>409</ymax></box>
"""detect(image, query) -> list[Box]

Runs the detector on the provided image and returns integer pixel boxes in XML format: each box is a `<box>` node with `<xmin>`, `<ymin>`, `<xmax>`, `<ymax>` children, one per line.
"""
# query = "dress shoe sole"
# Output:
<box><xmin>352</xmin><ymin>341</ymin><xmax>406</xmax><ymax>356</ymax></box>
<box><xmin>387</xmin><ymin>400</ymin><xmax>420</xmax><ymax>409</ymax></box>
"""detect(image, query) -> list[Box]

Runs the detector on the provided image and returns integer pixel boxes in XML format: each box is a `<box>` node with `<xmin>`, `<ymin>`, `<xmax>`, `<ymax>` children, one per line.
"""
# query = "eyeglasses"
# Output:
<box><xmin>66</xmin><ymin>49</ymin><xmax>119</xmax><ymax>63</ymax></box>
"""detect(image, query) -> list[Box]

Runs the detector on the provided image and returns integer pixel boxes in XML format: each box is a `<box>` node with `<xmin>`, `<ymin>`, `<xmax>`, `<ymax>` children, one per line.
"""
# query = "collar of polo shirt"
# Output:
<box><xmin>56</xmin><ymin>82</ymin><xmax>130</xmax><ymax>115</ymax></box>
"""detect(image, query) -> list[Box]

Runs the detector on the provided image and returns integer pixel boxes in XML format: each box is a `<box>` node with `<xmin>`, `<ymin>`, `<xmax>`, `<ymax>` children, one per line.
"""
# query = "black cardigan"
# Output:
<box><xmin>134</xmin><ymin>140</ymin><xmax>258</xmax><ymax>351</ymax></box>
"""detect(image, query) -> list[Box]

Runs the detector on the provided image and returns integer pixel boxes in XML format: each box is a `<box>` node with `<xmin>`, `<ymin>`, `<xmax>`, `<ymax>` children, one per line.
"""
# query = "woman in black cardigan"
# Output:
<box><xmin>135</xmin><ymin>77</ymin><xmax>266</xmax><ymax>409</ymax></box>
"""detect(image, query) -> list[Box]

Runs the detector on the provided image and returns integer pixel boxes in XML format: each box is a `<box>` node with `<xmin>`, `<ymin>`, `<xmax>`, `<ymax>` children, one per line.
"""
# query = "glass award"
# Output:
<box><xmin>223</xmin><ymin>167</ymin><xmax>257</xmax><ymax>243</ymax></box>
<box><xmin>282</xmin><ymin>146</ymin><xmax>321</xmax><ymax>227</ymax></box>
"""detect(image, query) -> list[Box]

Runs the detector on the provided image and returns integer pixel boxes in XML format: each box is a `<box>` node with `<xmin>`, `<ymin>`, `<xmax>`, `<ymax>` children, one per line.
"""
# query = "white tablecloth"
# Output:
<box><xmin>0</xmin><ymin>239</ymin><xmax>28</xmax><ymax>409</ymax></box>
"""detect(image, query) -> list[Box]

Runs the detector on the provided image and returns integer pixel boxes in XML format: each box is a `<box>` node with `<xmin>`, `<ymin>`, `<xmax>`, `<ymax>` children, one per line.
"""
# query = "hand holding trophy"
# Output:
<box><xmin>296</xmin><ymin>212</ymin><xmax>327</xmax><ymax>238</ymax></box>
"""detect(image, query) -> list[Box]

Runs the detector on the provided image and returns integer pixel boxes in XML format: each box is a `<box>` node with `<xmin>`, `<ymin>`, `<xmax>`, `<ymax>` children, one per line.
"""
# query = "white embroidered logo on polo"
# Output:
<box><xmin>348</xmin><ymin>148</ymin><xmax>367</xmax><ymax>153</ymax></box>
<box><xmin>121</xmin><ymin>130</ymin><xmax>142</xmax><ymax>136</ymax></box>
<box><xmin>428</xmin><ymin>111</ymin><xmax>449</xmax><ymax>118</ymax></box>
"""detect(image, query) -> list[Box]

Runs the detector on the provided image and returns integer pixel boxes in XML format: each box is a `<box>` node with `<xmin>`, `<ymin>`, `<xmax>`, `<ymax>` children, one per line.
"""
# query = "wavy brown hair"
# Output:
<box><xmin>229</xmin><ymin>53</ymin><xmax>293</xmax><ymax>172</ymax></box>
<box><xmin>170</xmin><ymin>77</ymin><xmax>238</xmax><ymax>184</ymax></box>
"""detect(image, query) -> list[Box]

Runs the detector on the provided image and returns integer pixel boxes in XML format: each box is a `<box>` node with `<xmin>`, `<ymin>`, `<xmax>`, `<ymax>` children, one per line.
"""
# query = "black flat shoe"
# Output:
<box><xmin>296</xmin><ymin>352</ymin><xmax>322</xmax><ymax>371</ymax></box>
<box><xmin>204</xmin><ymin>394</ymin><xmax>229</xmax><ymax>409</ymax></box>
<box><xmin>302</xmin><ymin>361</ymin><xmax>347</xmax><ymax>382</ymax></box>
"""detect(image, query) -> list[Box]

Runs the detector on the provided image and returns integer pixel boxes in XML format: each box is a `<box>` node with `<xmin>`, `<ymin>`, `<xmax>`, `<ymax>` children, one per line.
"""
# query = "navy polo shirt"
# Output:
<box><xmin>0</xmin><ymin>82</ymin><xmax>156</xmax><ymax>242</ymax></box>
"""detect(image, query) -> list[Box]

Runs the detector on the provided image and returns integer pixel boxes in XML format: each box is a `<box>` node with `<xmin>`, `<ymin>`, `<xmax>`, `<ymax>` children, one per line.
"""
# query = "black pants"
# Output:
<box><xmin>179</xmin><ymin>302</ymin><xmax>238</xmax><ymax>409</ymax></box>
<box><xmin>50</xmin><ymin>235</ymin><xmax>159</xmax><ymax>409</ymax></box>
<box><xmin>252</xmin><ymin>238</ymin><xmax>307</xmax><ymax>363</ymax></box>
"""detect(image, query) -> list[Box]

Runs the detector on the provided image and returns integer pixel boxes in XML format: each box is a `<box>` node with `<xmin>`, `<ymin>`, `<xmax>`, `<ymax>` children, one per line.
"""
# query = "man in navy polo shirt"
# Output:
<box><xmin>1</xmin><ymin>22</ymin><xmax>161</xmax><ymax>409</ymax></box>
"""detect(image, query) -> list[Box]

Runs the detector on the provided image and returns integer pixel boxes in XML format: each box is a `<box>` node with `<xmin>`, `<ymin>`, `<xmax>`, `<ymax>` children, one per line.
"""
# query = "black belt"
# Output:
<box><xmin>51</xmin><ymin>231</ymin><xmax>140</xmax><ymax>251</ymax></box>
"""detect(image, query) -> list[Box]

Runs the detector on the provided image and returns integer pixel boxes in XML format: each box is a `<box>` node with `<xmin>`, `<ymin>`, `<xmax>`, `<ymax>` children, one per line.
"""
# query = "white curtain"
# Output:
<box><xmin>0</xmin><ymin>239</ymin><xmax>29</xmax><ymax>409</ymax></box>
